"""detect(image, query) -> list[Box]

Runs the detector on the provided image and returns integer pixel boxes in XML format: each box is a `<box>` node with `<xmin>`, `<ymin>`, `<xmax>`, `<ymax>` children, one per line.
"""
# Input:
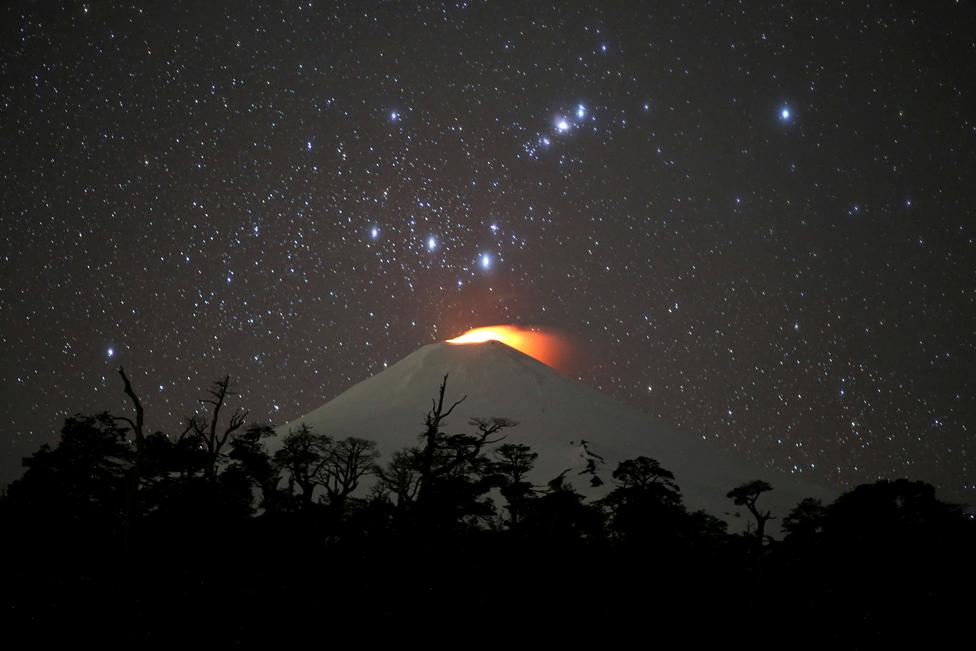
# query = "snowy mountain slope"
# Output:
<box><xmin>276</xmin><ymin>340</ymin><xmax>828</xmax><ymax>526</ymax></box>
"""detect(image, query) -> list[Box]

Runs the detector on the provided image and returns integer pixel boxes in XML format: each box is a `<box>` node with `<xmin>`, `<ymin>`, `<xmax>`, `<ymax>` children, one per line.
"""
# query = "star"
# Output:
<box><xmin>1</xmin><ymin>0</ymin><xmax>970</xmax><ymax>521</ymax></box>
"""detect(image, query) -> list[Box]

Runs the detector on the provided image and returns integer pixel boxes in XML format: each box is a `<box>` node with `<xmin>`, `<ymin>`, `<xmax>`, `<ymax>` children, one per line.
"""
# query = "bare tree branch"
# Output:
<box><xmin>117</xmin><ymin>366</ymin><xmax>145</xmax><ymax>441</ymax></box>
<box><xmin>115</xmin><ymin>366</ymin><xmax>146</xmax><ymax>554</ymax></box>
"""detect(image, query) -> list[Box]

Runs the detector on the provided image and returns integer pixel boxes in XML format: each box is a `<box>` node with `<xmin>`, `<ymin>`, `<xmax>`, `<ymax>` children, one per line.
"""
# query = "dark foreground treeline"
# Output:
<box><xmin>0</xmin><ymin>371</ymin><xmax>971</xmax><ymax>646</ymax></box>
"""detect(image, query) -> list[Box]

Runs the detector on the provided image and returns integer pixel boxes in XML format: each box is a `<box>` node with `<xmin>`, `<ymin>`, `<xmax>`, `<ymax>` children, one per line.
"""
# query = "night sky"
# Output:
<box><xmin>1</xmin><ymin>1</ymin><xmax>974</xmax><ymax>502</ymax></box>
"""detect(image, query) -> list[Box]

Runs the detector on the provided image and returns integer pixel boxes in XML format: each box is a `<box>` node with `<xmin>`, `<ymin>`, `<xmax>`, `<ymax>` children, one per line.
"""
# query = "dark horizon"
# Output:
<box><xmin>1</xmin><ymin>370</ymin><xmax>971</xmax><ymax>646</ymax></box>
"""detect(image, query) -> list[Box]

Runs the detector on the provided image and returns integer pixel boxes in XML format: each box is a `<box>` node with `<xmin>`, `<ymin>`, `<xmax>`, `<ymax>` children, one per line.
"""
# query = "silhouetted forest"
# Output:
<box><xmin>1</xmin><ymin>370</ymin><xmax>971</xmax><ymax>646</ymax></box>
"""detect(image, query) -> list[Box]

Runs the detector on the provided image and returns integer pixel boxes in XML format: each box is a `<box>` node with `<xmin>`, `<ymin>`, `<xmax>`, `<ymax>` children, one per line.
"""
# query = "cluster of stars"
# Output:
<box><xmin>0</xmin><ymin>1</ymin><xmax>973</xmax><ymax>505</ymax></box>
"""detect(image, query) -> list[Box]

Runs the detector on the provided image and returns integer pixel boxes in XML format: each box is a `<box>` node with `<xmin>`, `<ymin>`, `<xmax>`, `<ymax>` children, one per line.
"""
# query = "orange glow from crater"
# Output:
<box><xmin>447</xmin><ymin>325</ymin><xmax>567</xmax><ymax>369</ymax></box>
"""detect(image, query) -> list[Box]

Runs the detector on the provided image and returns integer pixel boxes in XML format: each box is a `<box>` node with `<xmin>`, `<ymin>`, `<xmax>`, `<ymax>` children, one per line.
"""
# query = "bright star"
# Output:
<box><xmin>370</xmin><ymin>226</ymin><xmax>379</xmax><ymax>239</ymax></box>
<box><xmin>427</xmin><ymin>236</ymin><xmax>437</xmax><ymax>251</ymax></box>
<box><xmin>480</xmin><ymin>253</ymin><xmax>492</xmax><ymax>269</ymax></box>
<box><xmin>106</xmin><ymin>347</ymin><xmax>114</xmax><ymax>358</ymax></box>
<box><xmin>576</xmin><ymin>104</ymin><xmax>586</xmax><ymax>119</ymax></box>
<box><xmin>555</xmin><ymin>117</ymin><xmax>571</xmax><ymax>133</ymax></box>
<box><xmin>390</xmin><ymin>111</ymin><xmax>400</xmax><ymax>122</ymax></box>
<box><xmin>779</xmin><ymin>106</ymin><xmax>792</xmax><ymax>122</ymax></box>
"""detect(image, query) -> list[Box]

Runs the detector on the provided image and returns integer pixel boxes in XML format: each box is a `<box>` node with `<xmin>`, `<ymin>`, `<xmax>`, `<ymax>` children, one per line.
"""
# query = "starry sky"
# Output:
<box><xmin>1</xmin><ymin>1</ymin><xmax>974</xmax><ymax>501</ymax></box>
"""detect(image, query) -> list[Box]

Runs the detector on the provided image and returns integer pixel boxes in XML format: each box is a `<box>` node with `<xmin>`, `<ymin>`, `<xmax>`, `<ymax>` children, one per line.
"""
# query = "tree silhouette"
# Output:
<box><xmin>410</xmin><ymin>374</ymin><xmax>516</xmax><ymax>530</ymax></box>
<box><xmin>781</xmin><ymin>497</ymin><xmax>825</xmax><ymax>542</ymax></box>
<box><xmin>320</xmin><ymin>436</ymin><xmax>380</xmax><ymax>513</ymax></box>
<box><xmin>612</xmin><ymin>456</ymin><xmax>680</xmax><ymax>495</ymax></box>
<box><xmin>274</xmin><ymin>423</ymin><xmax>333</xmax><ymax>510</ymax></box>
<box><xmin>727</xmin><ymin>479</ymin><xmax>775</xmax><ymax>545</ymax></box>
<box><xmin>601</xmin><ymin>456</ymin><xmax>687</xmax><ymax>544</ymax></box>
<box><xmin>115</xmin><ymin>366</ymin><xmax>146</xmax><ymax>552</ymax></box>
<box><xmin>4</xmin><ymin>366</ymin><xmax>975</xmax><ymax>645</ymax></box>
<box><xmin>228</xmin><ymin>423</ymin><xmax>282</xmax><ymax>512</ymax></box>
<box><xmin>820</xmin><ymin>479</ymin><xmax>967</xmax><ymax>551</ymax></box>
<box><xmin>520</xmin><ymin>472</ymin><xmax>604</xmax><ymax>542</ymax></box>
<box><xmin>189</xmin><ymin>375</ymin><xmax>249</xmax><ymax>485</ymax></box>
<box><xmin>417</xmin><ymin>373</ymin><xmax>468</xmax><ymax>502</ymax></box>
<box><xmin>781</xmin><ymin>480</ymin><xmax>972</xmax><ymax>647</ymax></box>
<box><xmin>272</xmin><ymin>423</ymin><xmax>379</xmax><ymax>514</ymax></box>
<box><xmin>6</xmin><ymin>413</ymin><xmax>132</xmax><ymax>537</ymax></box>
<box><xmin>375</xmin><ymin>447</ymin><xmax>423</xmax><ymax>508</ymax></box>
<box><xmin>491</xmin><ymin>443</ymin><xmax>538</xmax><ymax>527</ymax></box>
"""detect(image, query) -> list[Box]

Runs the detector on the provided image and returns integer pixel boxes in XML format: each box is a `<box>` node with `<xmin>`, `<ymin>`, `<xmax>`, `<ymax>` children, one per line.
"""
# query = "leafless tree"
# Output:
<box><xmin>417</xmin><ymin>374</ymin><xmax>467</xmax><ymax>500</ymax></box>
<box><xmin>322</xmin><ymin>437</ymin><xmax>380</xmax><ymax>509</ymax></box>
<box><xmin>115</xmin><ymin>366</ymin><xmax>146</xmax><ymax>553</ymax></box>
<box><xmin>190</xmin><ymin>375</ymin><xmax>248</xmax><ymax>484</ymax></box>
<box><xmin>274</xmin><ymin>423</ymin><xmax>333</xmax><ymax>509</ymax></box>
<box><xmin>274</xmin><ymin>423</ymin><xmax>380</xmax><ymax>511</ymax></box>
<box><xmin>375</xmin><ymin>448</ymin><xmax>424</xmax><ymax>507</ymax></box>
<box><xmin>442</xmin><ymin>417</ymin><xmax>516</xmax><ymax>478</ymax></box>
<box><xmin>416</xmin><ymin>374</ymin><xmax>516</xmax><ymax>501</ymax></box>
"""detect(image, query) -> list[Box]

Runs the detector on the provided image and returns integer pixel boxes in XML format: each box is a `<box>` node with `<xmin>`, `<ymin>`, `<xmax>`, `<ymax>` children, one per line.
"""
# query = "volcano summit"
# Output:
<box><xmin>278</xmin><ymin>338</ymin><xmax>826</xmax><ymax>525</ymax></box>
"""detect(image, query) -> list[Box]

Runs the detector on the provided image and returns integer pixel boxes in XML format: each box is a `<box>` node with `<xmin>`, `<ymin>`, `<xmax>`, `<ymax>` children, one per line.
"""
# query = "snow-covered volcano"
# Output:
<box><xmin>277</xmin><ymin>340</ymin><xmax>826</xmax><ymax>524</ymax></box>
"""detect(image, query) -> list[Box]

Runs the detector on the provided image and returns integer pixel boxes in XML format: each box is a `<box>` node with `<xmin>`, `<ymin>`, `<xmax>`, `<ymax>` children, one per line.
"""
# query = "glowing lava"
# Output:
<box><xmin>446</xmin><ymin>325</ymin><xmax>567</xmax><ymax>369</ymax></box>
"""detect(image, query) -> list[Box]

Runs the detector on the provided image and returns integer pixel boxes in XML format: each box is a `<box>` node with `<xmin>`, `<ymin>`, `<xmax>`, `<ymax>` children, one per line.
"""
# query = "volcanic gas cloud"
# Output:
<box><xmin>446</xmin><ymin>325</ymin><xmax>569</xmax><ymax>370</ymax></box>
